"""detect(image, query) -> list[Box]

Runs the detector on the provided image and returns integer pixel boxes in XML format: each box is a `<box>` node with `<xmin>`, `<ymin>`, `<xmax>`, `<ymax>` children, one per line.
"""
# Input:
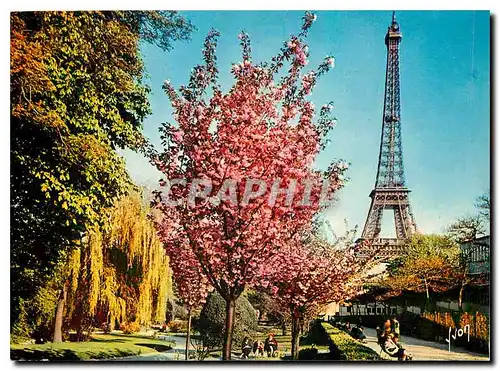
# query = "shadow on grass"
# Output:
<box><xmin>11</xmin><ymin>349</ymin><xmax>80</xmax><ymax>361</ymax></box>
<box><xmin>90</xmin><ymin>338</ymin><xmax>127</xmax><ymax>343</ymax></box>
<box><xmin>282</xmin><ymin>353</ymin><xmax>333</xmax><ymax>361</ymax></box>
<box><xmin>134</xmin><ymin>343</ymin><xmax>172</xmax><ymax>352</ymax></box>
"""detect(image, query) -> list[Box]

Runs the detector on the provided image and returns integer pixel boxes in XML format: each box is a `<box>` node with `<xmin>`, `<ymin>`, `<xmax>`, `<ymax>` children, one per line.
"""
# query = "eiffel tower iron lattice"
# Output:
<box><xmin>357</xmin><ymin>12</ymin><xmax>417</xmax><ymax>259</ymax></box>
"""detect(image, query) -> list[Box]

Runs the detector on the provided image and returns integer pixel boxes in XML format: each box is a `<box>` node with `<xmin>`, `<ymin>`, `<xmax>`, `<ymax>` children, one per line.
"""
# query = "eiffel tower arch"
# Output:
<box><xmin>357</xmin><ymin>12</ymin><xmax>417</xmax><ymax>260</ymax></box>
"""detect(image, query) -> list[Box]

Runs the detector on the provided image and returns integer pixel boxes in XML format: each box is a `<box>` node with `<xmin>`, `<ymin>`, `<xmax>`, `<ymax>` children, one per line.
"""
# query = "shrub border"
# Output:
<box><xmin>320</xmin><ymin>322</ymin><xmax>380</xmax><ymax>361</ymax></box>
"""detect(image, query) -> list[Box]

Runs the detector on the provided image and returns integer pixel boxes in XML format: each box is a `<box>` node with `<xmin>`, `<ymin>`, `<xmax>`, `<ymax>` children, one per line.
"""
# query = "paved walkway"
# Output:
<box><xmin>362</xmin><ymin>327</ymin><xmax>489</xmax><ymax>361</ymax></box>
<box><xmin>104</xmin><ymin>334</ymin><xmax>194</xmax><ymax>361</ymax></box>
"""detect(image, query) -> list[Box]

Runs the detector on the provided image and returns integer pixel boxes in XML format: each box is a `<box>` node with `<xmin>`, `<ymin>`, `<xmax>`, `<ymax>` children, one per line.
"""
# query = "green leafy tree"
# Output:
<box><xmin>10</xmin><ymin>11</ymin><xmax>193</xmax><ymax>333</ymax></box>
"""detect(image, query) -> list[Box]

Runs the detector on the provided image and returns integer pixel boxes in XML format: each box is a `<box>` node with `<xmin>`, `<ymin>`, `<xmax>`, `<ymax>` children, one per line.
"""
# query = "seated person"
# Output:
<box><xmin>383</xmin><ymin>333</ymin><xmax>408</xmax><ymax>361</ymax></box>
<box><xmin>253</xmin><ymin>340</ymin><xmax>264</xmax><ymax>357</ymax></box>
<box><xmin>241</xmin><ymin>337</ymin><xmax>252</xmax><ymax>359</ymax></box>
<box><xmin>264</xmin><ymin>334</ymin><xmax>279</xmax><ymax>357</ymax></box>
<box><xmin>351</xmin><ymin>325</ymin><xmax>367</xmax><ymax>341</ymax></box>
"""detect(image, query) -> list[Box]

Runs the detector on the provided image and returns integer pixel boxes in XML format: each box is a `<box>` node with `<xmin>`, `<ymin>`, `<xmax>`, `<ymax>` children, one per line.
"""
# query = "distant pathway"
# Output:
<box><xmin>105</xmin><ymin>334</ymin><xmax>193</xmax><ymax>361</ymax></box>
<box><xmin>362</xmin><ymin>327</ymin><xmax>489</xmax><ymax>361</ymax></box>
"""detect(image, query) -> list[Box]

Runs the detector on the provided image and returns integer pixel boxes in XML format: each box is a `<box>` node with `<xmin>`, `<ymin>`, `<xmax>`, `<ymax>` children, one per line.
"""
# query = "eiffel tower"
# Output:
<box><xmin>356</xmin><ymin>12</ymin><xmax>417</xmax><ymax>259</ymax></box>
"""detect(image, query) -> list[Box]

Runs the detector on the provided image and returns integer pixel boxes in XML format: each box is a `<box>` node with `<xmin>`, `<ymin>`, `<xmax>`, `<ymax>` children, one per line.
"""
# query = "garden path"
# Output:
<box><xmin>362</xmin><ymin>327</ymin><xmax>489</xmax><ymax>361</ymax></box>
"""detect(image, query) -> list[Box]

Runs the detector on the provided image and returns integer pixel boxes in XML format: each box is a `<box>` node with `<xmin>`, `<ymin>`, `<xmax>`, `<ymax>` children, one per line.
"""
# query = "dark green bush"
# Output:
<box><xmin>195</xmin><ymin>292</ymin><xmax>257</xmax><ymax>350</ymax></box>
<box><xmin>298</xmin><ymin>347</ymin><xmax>318</xmax><ymax>360</ymax></box>
<box><xmin>300</xmin><ymin>320</ymin><xmax>330</xmax><ymax>346</ymax></box>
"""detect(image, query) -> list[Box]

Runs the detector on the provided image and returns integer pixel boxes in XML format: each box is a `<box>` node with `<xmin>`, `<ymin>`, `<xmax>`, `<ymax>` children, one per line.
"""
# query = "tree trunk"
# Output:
<box><xmin>291</xmin><ymin>314</ymin><xmax>300</xmax><ymax>360</ymax></box>
<box><xmin>458</xmin><ymin>285</ymin><xmax>465</xmax><ymax>310</ymax></box>
<box><xmin>281</xmin><ymin>321</ymin><xmax>287</xmax><ymax>336</ymax></box>
<box><xmin>222</xmin><ymin>298</ymin><xmax>236</xmax><ymax>360</ymax></box>
<box><xmin>424</xmin><ymin>278</ymin><xmax>430</xmax><ymax>301</ymax></box>
<box><xmin>185</xmin><ymin>309</ymin><xmax>192</xmax><ymax>360</ymax></box>
<box><xmin>53</xmin><ymin>283</ymin><xmax>68</xmax><ymax>343</ymax></box>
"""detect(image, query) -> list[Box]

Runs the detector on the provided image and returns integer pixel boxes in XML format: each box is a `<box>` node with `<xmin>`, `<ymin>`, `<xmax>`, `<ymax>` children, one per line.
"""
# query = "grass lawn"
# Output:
<box><xmin>256</xmin><ymin>329</ymin><xmax>292</xmax><ymax>355</ymax></box>
<box><xmin>11</xmin><ymin>332</ymin><xmax>175</xmax><ymax>361</ymax></box>
<box><xmin>202</xmin><ymin>327</ymin><xmax>294</xmax><ymax>360</ymax></box>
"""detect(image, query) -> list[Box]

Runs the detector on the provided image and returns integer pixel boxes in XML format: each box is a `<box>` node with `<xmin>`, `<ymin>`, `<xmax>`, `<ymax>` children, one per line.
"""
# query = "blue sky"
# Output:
<box><xmin>122</xmin><ymin>10</ymin><xmax>490</xmax><ymax>237</ymax></box>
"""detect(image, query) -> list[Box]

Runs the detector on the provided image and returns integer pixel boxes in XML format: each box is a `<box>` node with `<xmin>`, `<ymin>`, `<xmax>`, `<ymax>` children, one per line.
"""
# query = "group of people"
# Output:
<box><xmin>241</xmin><ymin>334</ymin><xmax>279</xmax><ymax>359</ymax></box>
<box><xmin>376</xmin><ymin>316</ymin><xmax>412</xmax><ymax>361</ymax></box>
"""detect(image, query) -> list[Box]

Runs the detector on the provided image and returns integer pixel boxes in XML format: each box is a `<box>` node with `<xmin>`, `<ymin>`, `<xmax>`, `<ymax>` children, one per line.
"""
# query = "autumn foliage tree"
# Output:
<box><xmin>380</xmin><ymin>234</ymin><xmax>460</xmax><ymax>306</ymax></box>
<box><xmin>153</xmin><ymin>12</ymin><xmax>347</xmax><ymax>359</ymax></box>
<box><xmin>13</xmin><ymin>192</ymin><xmax>173</xmax><ymax>343</ymax></box>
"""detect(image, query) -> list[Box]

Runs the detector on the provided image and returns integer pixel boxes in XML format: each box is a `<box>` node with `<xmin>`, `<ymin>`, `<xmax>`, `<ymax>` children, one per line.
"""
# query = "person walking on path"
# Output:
<box><xmin>391</xmin><ymin>316</ymin><xmax>400</xmax><ymax>336</ymax></box>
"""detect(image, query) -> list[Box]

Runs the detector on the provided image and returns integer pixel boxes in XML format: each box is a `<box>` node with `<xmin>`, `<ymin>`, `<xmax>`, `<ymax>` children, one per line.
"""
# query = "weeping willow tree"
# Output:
<box><xmin>53</xmin><ymin>192</ymin><xmax>172</xmax><ymax>341</ymax></box>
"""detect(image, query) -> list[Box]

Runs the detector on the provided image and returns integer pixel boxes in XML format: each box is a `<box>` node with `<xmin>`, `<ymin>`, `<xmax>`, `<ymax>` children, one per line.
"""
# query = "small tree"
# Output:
<box><xmin>154</xmin><ymin>206</ymin><xmax>213</xmax><ymax>359</ymax></box>
<box><xmin>166</xmin><ymin>242</ymin><xmax>212</xmax><ymax>360</ymax></box>
<box><xmin>259</xmin><ymin>232</ymin><xmax>371</xmax><ymax>359</ymax></box>
<box><xmin>246</xmin><ymin>291</ymin><xmax>290</xmax><ymax>334</ymax></box>
<box><xmin>447</xmin><ymin>216</ymin><xmax>485</xmax><ymax>244</ymax></box>
<box><xmin>447</xmin><ymin>216</ymin><xmax>488</xmax><ymax>308</ymax></box>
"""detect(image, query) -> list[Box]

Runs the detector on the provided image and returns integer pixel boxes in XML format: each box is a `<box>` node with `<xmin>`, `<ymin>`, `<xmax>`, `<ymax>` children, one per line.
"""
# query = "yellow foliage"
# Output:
<box><xmin>422</xmin><ymin>311</ymin><xmax>455</xmax><ymax>328</ymax></box>
<box><xmin>424</xmin><ymin>311</ymin><xmax>489</xmax><ymax>341</ymax></box>
<box><xmin>65</xmin><ymin>191</ymin><xmax>172</xmax><ymax>331</ymax></box>
<box><xmin>460</xmin><ymin>312</ymin><xmax>489</xmax><ymax>341</ymax></box>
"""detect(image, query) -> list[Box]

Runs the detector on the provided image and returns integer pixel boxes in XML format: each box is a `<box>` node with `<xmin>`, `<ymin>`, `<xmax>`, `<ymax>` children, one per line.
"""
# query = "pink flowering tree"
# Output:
<box><xmin>160</xmin><ymin>221</ymin><xmax>213</xmax><ymax>360</ymax></box>
<box><xmin>152</xmin><ymin>12</ymin><xmax>346</xmax><ymax>359</ymax></box>
<box><xmin>260</xmin><ymin>233</ymin><xmax>373</xmax><ymax>359</ymax></box>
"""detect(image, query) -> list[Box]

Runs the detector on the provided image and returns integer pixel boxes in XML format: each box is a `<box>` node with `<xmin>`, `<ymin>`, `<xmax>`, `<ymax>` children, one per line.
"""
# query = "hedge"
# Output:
<box><xmin>320</xmin><ymin>322</ymin><xmax>380</xmax><ymax>361</ymax></box>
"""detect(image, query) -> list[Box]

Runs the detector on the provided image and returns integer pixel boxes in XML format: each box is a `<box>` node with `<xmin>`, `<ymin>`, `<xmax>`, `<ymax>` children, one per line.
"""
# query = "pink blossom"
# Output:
<box><xmin>327</xmin><ymin>57</ymin><xmax>335</xmax><ymax>68</ymax></box>
<box><xmin>152</xmin><ymin>12</ymin><xmax>342</xmax><ymax>359</ymax></box>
